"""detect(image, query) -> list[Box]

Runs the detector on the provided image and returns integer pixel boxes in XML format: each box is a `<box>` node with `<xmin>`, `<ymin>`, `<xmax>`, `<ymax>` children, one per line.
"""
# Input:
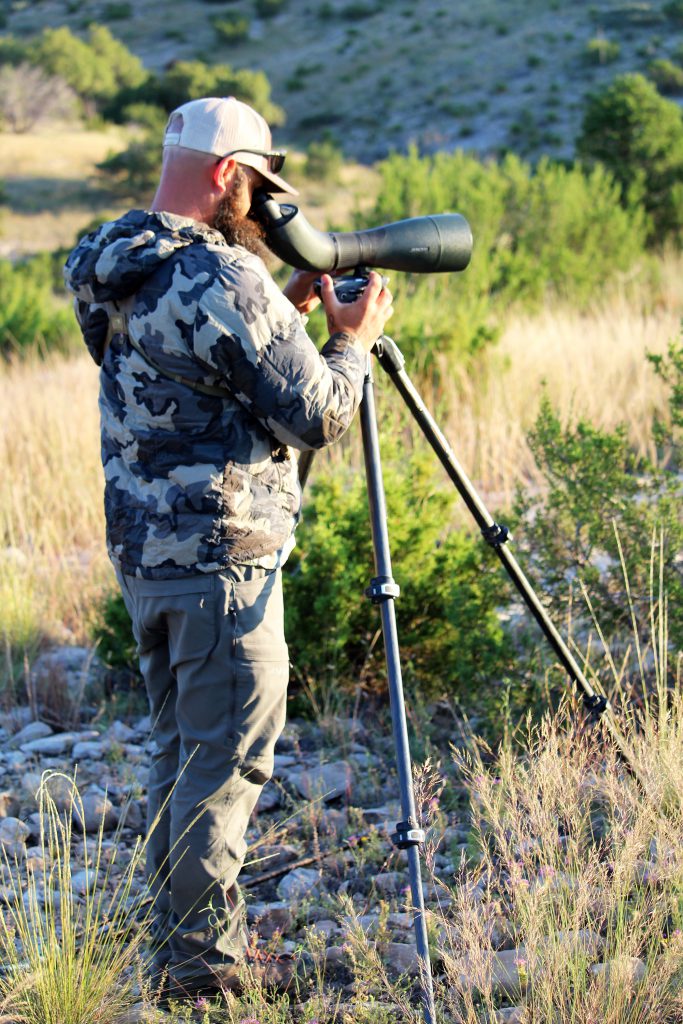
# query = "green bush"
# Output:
<box><xmin>512</xmin><ymin>351</ymin><xmax>683</xmax><ymax>651</ymax></box>
<box><xmin>152</xmin><ymin>60</ymin><xmax>285</xmax><ymax>126</ymax></box>
<box><xmin>35</xmin><ymin>25</ymin><xmax>147</xmax><ymax>112</ymax></box>
<box><xmin>663</xmin><ymin>0</ymin><xmax>683</xmax><ymax>23</ymax></box>
<box><xmin>92</xmin><ymin>590</ymin><xmax>139</xmax><ymax>676</ymax></box>
<box><xmin>0</xmin><ymin>255</ymin><xmax>76</xmax><ymax>357</ymax></box>
<box><xmin>102</xmin><ymin>1</ymin><xmax>132</xmax><ymax>19</ymax></box>
<box><xmin>647</xmin><ymin>57</ymin><xmax>683</xmax><ymax>94</ymax></box>
<box><xmin>356</xmin><ymin>147</ymin><xmax>648</xmax><ymax>364</ymax></box>
<box><xmin>255</xmin><ymin>0</ymin><xmax>287</xmax><ymax>15</ymax></box>
<box><xmin>211</xmin><ymin>13</ymin><xmax>251</xmax><ymax>43</ymax></box>
<box><xmin>584</xmin><ymin>36</ymin><xmax>620</xmax><ymax>64</ymax></box>
<box><xmin>0</xmin><ymin>25</ymin><xmax>148</xmax><ymax>120</ymax></box>
<box><xmin>283</xmin><ymin>452</ymin><xmax>508</xmax><ymax>704</ymax></box>
<box><xmin>577</xmin><ymin>72</ymin><xmax>683</xmax><ymax>244</ymax></box>
<box><xmin>97</xmin><ymin>103</ymin><xmax>168</xmax><ymax>197</ymax></box>
<box><xmin>303</xmin><ymin>137</ymin><xmax>343</xmax><ymax>182</ymax></box>
<box><xmin>88</xmin><ymin>452</ymin><xmax>510</xmax><ymax>713</ymax></box>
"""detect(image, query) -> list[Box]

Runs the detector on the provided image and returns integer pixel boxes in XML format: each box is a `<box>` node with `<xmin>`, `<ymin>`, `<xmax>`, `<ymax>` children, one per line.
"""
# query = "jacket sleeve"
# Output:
<box><xmin>191</xmin><ymin>253</ymin><xmax>367</xmax><ymax>450</ymax></box>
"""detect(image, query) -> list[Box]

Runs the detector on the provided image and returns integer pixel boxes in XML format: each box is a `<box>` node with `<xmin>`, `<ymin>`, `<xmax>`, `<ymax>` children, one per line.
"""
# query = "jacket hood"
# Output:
<box><xmin>64</xmin><ymin>209</ymin><xmax>224</xmax><ymax>304</ymax></box>
<box><xmin>64</xmin><ymin>209</ymin><xmax>226</xmax><ymax>365</ymax></box>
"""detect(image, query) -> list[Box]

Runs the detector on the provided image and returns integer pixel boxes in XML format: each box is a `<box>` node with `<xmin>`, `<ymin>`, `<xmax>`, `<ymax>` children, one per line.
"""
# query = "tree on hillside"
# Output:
<box><xmin>36</xmin><ymin>25</ymin><xmax>148</xmax><ymax>114</ymax></box>
<box><xmin>153</xmin><ymin>61</ymin><xmax>285</xmax><ymax>126</ymax></box>
<box><xmin>0</xmin><ymin>64</ymin><xmax>77</xmax><ymax>132</ymax></box>
<box><xmin>577</xmin><ymin>72</ymin><xmax>683</xmax><ymax>244</ymax></box>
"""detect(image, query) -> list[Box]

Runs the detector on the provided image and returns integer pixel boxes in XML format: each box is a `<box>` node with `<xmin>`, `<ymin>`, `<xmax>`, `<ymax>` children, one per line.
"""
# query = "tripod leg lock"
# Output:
<box><xmin>582</xmin><ymin>692</ymin><xmax>610</xmax><ymax>721</ymax></box>
<box><xmin>365</xmin><ymin>575</ymin><xmax>401</xmax><ymax>603</ymax></box>
<box><xmin>391</xmin><ymin>818</ymin><xmax>426</xmax><ymax>850</ymax></box>
<box><xmin>481</xmin><ymin>522</ymin><xmax>510</xmax><ymax>547</ymax></box>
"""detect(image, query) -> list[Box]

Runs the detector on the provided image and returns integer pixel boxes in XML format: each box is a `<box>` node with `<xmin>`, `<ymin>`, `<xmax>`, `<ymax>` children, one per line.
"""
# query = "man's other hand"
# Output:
<box><xmin>321</xmin><ymin>271</ymin><xmax>394</xmax><ymax>353</ymax></box>
<box><xmin>282</xmin><ymin>269</ymin><xmax>322</xmax><ymax>315</ymax></box>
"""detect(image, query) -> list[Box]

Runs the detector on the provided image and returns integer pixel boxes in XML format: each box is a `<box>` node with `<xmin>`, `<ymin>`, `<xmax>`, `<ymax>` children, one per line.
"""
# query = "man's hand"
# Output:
<box><xmin>282</xmin><ymin>269</ymin><xmax>322</xmax><ymax>315</ymax></box>
<box><xmin>321</xmin><ymin>271</ymin><xmax>394</xmax><ymax>353</ymax></box>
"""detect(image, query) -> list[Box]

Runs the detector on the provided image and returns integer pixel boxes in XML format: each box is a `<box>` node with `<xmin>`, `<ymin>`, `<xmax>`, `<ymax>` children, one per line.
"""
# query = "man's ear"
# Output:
<box><xmin>213</xmin><ymin>156</ymin><xmax>237</xmax><ymax>190</ymax></box>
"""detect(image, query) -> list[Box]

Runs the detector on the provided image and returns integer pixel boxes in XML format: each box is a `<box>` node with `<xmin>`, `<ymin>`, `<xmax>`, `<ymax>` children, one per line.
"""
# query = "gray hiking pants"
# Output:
<box><xmin>116</xmin><ymin>565</ymin><xmax>289</xmax><ymax>986</ymax></box>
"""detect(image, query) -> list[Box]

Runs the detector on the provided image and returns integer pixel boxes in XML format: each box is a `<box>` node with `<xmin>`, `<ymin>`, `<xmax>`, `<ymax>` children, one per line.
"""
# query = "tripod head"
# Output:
<box><xmin>251</xmin><ymin>190</ymin><xmax>473</xmax><ymax>275</ymax></box>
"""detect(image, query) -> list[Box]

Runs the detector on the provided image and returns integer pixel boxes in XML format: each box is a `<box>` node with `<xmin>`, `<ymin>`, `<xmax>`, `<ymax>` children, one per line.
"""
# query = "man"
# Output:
<box><xmin>64</xmin><ymin>95</ymin><xmax>393</xmax><ymax>1002</ymax></box>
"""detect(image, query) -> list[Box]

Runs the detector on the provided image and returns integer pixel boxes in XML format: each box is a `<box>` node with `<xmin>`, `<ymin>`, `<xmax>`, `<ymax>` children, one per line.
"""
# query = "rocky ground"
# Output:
<box><xmin>0</xmin><ymin>646</ymin><xmax>669</xmax><ymax>1023</ymax></box>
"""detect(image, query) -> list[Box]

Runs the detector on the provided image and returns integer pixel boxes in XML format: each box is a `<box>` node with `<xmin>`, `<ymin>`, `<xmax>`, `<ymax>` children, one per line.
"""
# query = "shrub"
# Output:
<box><xmin>34</xmin><ymin>24</ymin><xmax>147</xmax><ymax>114</ymax></box>
<box><xmin>303</xmin><ymin>136</ymin><xmax>343</xmax><ymax>182</ymax></box>
<box><xmin>283</xmin><ymin>452</ymin><xmax>508</xmax><ymax>706</ymax></box>
<box><xmin>0</xmin><ymin>256</ymin><xmax>76</xmax><ymax>357</ymax></box>
<box><xmin>647</xmin><ymin>57</ymin><xmax>683</xmax><ymax>94</ymax></box>
<box><xmin>97</xmin><ymin>103</ymin><xmax>167</xmax><ymax>197</ymax></box>
<box><xmin>92</xmin><ymin>589</ymin><xmax>139</xmax><ymax>677</ymax></box>
<box><xmin>663</xmin><ymin>0</ymin><xmax>683</xmax><ymax>23</ymax></box>
<box><xmin>512</xmin><ymin>349</ymin><xmax>683</xmax><ymax>653</ymax></box>
<box><xmin>584</xmin><ymin>35</ymin><xmax>620</xmax><ymax>64</ymax></box>
<box><xmin>577</xmin><ymin>72</ymin><xmax>683</xmax><ymax>244</ymax></box>
<box><xmin>0</xmin><ymin>63</ymin><xmax>77</xmax><ymax>132</ymax></box>
<box><xmin>255</xmin><ymin>0</ymin><xmax>287</xmax><ymax>15</ymax></box>
<box><xmin>358</xmin><ymin>147</ymin><xmax>648</xmax><ymax>363</ymax></box>
<box><xmin>102</xmin><ymin>1</ymin><xmax>132</xmax><ymax>19</ymax></box>
<box><xmin>152</xmin><ymin>60</ymin><xmax>285</xmax><ymax>126</ymax></box>
<box><xmin>92</xmin><ymin>452</ymin><xmax>509</xmax><ymax>713</ymax></box>
<box><xmin>211</xmin><ymin>13</ymin><xmax>251</xmax><ymax>43</ymax></box>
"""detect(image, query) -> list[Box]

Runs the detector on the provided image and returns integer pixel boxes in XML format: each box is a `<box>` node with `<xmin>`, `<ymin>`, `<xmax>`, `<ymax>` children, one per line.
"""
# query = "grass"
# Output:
<box><xmin>0</xmin><ymin>126</ymin><xmax>130</xmax><ymax>256</ymax></box>
<box><xmin>1</xmin><ymin>254</ymin><xmax>679</xmax><ymax>670</ymax></box>
<box><xmin>0</xmin><ymin>352</ymin><xmax>111</xmax><ymax>661</ymax></box>
<box><xmin>2</xmin><ymin>587</ymin><xmax>681</xmax><ymax>1022</ymax></box>
<box><xmin>0</xmin><ymin>771</ymin><xmax>155</xmax><ymax>1023</ymax></box>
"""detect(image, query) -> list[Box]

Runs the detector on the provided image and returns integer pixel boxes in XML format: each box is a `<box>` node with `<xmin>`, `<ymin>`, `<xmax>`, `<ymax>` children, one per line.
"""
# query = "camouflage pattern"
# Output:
<box><xmin>64</xmin><ymin>210</ymin><xmax>366</xmax><ymax>579</ymax></box>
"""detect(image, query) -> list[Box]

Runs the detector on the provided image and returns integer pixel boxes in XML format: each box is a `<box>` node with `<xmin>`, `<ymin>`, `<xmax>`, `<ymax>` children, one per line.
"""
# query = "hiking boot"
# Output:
<box><xmin>159</xmin><ymin>946</ymin><xmax>311</xmax><ymax>1005</ymax></box>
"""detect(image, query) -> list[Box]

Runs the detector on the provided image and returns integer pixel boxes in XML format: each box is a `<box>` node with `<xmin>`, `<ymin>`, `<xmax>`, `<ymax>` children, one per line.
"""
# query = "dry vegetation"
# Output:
<box><xmin>1</xmin><ymin>259</ymin><xmax>679</xmax><ymax>659</ymax></box>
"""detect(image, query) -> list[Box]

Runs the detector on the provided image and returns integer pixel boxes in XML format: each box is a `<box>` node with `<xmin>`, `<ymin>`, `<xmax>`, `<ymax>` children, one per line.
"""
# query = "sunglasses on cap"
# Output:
<box><xmin>218</xmin><ymin>148</ymin><xmax>287</xmax><ymax>174</ymax></box>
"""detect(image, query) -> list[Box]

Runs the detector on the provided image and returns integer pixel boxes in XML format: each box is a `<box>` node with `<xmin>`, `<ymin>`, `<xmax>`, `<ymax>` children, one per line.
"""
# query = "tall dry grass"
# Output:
<box><xmin>435</xmin><ymin>263</ymin><xmax>681</xmax><ymax>504</ymax></box>
<box><xmin>0</xmin><ymin>352</ymin><xmax>111</xmax><ymax>656</ymax></box>
<box><xmin>0</xmin><ymin>257</ymin><xmax>680</xmax><ymax>661</ymax></box>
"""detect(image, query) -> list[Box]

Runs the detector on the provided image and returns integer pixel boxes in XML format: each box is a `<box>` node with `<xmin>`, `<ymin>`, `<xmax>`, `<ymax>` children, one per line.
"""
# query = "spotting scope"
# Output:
<box><xmin>251</xmin><ymin>191</ymin><xmax>473</xmax><ymax>275</ymax></box>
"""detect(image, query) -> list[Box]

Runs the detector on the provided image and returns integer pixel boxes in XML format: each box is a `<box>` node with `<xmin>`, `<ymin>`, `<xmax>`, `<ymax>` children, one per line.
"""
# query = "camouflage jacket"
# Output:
<box><xmin>64</xmin><ymin>209</ymin><xmax>366</xmax><ymax>579</ymax></box>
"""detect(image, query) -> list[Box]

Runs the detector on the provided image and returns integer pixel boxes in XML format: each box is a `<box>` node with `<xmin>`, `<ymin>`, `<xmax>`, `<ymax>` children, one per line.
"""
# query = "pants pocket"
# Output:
<box><xmin>229</xmin><ymin>570</ymin><xmax>289</xmax><ymax>776</ymax></box>
<box><xmin>232</xmin><ymin>659</ymin><xmax>289</xmax><ymax>782</ymax></box>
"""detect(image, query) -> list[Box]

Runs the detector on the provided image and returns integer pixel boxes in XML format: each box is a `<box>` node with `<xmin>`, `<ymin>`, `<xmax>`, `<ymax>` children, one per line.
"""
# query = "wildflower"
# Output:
<box><xmin>195</xmin><ymin>996</ymin><xmax>210</xmax><ymax>1010</ymax></box>
<box><xmin>238</xmin><ymin>1018</ymin><xmax>261</xmax><ymax>1024</ymax></box>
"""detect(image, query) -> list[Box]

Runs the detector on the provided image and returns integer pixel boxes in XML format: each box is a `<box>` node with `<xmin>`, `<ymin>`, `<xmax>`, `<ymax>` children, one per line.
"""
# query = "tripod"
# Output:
<box><xmin>317</xmin><ymin>333</ymin><xmax>638</xmax><ymax>1024</ymax></box>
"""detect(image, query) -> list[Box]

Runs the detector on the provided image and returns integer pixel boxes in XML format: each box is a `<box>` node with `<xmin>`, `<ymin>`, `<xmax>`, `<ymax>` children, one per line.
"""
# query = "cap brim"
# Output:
<box><xmin>257</xmin><ymin>167</ymin><xmax>299</xmax><ymax>196</ymax></box>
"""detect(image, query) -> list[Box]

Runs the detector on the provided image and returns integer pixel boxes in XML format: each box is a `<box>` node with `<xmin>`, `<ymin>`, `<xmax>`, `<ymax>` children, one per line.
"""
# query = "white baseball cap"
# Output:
<box><xmin>163</xmin><ymin>96</ymin><xmax>298</xmax><ymax>195</ymax></box>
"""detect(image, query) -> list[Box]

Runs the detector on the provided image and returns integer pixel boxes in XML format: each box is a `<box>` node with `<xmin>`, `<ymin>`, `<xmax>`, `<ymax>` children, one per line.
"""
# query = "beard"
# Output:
<box><xmin>213</xmin><ymin>168</ymin><xmax>273</xmax><ymax>263</ymax></box>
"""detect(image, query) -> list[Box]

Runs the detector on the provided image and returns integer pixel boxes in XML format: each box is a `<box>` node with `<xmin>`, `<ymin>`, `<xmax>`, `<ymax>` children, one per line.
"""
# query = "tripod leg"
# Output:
<box><xmin>372</xmin><ymin>334</ymin><xmax>642</xmax><ymax>785</ymax></box>
<box><xmin>359</xmin><ymin>355</ymin><xmax>437</xmax><ymax>1024</ymax></box>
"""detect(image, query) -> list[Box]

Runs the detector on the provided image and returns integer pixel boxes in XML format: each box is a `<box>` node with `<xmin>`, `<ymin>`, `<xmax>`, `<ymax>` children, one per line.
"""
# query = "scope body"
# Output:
<box><xmin>252</xmin><ymin>192</ymin><xmax>473</xmax><ymax>275</ymax></box>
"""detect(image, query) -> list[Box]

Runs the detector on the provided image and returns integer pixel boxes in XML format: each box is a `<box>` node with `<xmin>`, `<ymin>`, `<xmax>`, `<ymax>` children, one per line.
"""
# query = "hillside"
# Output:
<box><xmin>3</xmin><ymin>0</ymin><xmax>683</xmax><ymax>162</ymax></box>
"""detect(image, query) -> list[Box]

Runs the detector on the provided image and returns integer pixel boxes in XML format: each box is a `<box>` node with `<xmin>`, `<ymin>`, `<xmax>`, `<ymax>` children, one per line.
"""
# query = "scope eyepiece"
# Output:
<box><xmin>251</xmin><ymin>191</ymin><xmax>472</xmax><ymax>275</ymax></box>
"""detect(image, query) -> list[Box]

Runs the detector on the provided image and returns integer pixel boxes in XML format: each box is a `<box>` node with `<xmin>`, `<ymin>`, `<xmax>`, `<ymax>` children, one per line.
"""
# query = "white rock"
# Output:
<box><xmin>29</xmin><ymin>646</ymin><xmax>102</xmax><ymax>721</ymax></box>
<box><xmin>106</xmin><ymin>721</ymin><xmax>136</xmax><ymax>744</ymax></box>
<box><xmin>0</xmin><ymin>792</ymin><xmax>20</xmax><ymax>819</ymax></box>
<box><xmin>0</xmin><ymin>817</ymin><xmax>30</xmax><ymax>858</ymax></box>
<box><xmin>294</xmin><ymin>760</ymin><xmax>352</xmax><ymax>803</ymax></box>
<box><xmin>9</xmin><ymin>721</ymin><xmax>53</xmax><ymax>748</ymax></box>
<box><xmin>20</xmin><ymin>732</ymin><xmax>78</xmax><ymax>756</ymax></box>
<box><xmin>590</xmin><ymin>956</ymin><xmax>646</xmax><ymax>986</ymax></box>
<box><xmin>256</xmin><ymin>784</ymin><xmax>281</xmax><ymax>812</ymax></box>
<box><xmin>276</xmin><ymin>867</ymin><xmax>321</xmax><ymax>901</ymax></box>
<box><xmin>72</xmin><ymin>741</ymin><xmax>107</xmax><ymax>761</ymax></box>
<box><xmin>385</xmin><ymin>941</ymin><xmax>421</xmax><ymax>976</ymax></box>
<box><xmin>74</xmin><ymin>790</ymin><xmax>119</xmax><ymax>833</ymax></box>
<box><xmin>70</xmin><ymin>869</ymin><xmax>94</xmax><ymax>896</ymax></box>
<box><xmin>246</xmin><ymin>900</ymin><xmax>293</xmax><ymax>938</ymax></box>
<box><xmin>308</xmin><ymin>918</ymin><xmax>338</xmax><ymax>939</ymax></box>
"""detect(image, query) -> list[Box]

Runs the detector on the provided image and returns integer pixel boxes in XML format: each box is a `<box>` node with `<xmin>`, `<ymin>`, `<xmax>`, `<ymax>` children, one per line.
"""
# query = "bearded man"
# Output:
<box><xmin>64</xmin><ymin>96</ymin><xmax>393</xmax><ymax>1003</ymax></box>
